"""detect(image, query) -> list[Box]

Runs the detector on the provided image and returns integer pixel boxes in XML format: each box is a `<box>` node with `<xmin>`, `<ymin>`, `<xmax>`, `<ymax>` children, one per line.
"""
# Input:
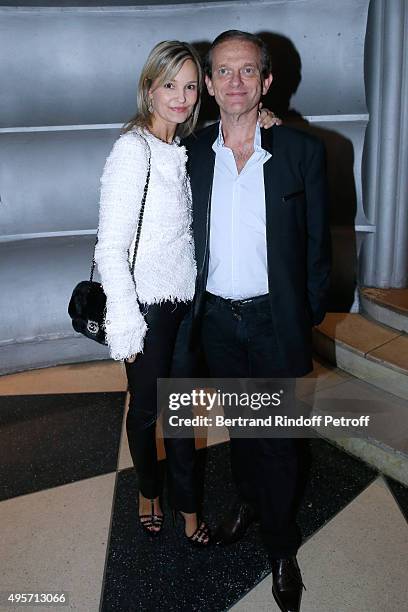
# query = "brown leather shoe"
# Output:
<box><xmin>214</xmin><ymin>502</ymin><xmax>258</xmax><ymax>545</ymax></box>
<box><xmin>271</xmin><ymin>557</ymin><xmax>305</xmax><ymax>612</ymax></box>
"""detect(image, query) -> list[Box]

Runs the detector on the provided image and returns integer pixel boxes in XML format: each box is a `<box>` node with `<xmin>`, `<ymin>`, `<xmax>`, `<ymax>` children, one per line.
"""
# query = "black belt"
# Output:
<box><xmin>205</xmin><ymin>291</ymin><xmax>269</xmax><ymax>308</ymax></box>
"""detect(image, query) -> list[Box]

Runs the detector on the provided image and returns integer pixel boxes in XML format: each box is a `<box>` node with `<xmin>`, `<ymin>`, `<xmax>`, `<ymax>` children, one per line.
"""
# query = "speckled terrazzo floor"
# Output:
<box><xmin>101</xmin><ymin>441</ymin><xmax>379</xmax><ymax>612</ymax></box>
<box><xmin>1</xmin><ymin>361</ymin><xmax>407</xmax><ymax>612</ymax></box>
<box><xmin>0</xmin><ymin>392</ymin><xmax>125</xmax><ymax>501</ymax></box>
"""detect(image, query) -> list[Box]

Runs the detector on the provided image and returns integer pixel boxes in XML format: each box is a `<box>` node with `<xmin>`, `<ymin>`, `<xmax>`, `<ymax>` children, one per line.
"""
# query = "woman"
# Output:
<box><xmin>95</xmin><ymin>40</ymin><xmax>278</xmax><ymax>546</ymax></box>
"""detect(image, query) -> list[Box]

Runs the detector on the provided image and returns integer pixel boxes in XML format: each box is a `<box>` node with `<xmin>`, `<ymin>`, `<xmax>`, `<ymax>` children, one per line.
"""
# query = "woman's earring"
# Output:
<box><xmin>148</xmin><ymin>99</ymin><xmax>154</xmax><ymax>113</ymax></box>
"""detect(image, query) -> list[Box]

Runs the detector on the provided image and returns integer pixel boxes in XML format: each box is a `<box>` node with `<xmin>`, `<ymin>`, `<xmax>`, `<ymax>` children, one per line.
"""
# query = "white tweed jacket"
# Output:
<box><xmin>94</xmin><ymin>128</ymin><xmax>196</xmax><ymax>361</ymax></box>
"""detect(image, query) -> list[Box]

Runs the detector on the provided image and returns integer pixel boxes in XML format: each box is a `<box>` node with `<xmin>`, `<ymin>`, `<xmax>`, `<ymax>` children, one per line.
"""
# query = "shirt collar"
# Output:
<box><xmin>212</xmin><ymin>121</ymin><xmax>264</xmax><ymax>152</ymax></box>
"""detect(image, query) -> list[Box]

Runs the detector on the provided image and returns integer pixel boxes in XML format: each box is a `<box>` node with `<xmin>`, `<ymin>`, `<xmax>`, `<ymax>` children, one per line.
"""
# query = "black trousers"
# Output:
<box><xmin>125</xmin><ymin>300</ymin><xmax>197</xmax><ymax>513</ymax></box>
<box><xmin>201</xmin><ymin>292</ymin><xmax>302</xmax><ymax>558</ymax></box>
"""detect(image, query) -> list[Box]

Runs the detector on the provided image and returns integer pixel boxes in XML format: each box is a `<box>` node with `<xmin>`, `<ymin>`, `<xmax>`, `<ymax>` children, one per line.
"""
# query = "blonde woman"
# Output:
<box><xmin>95</xmin><ymin>40</ymin><xmax>278</xmax><ymax>546</ymax></box>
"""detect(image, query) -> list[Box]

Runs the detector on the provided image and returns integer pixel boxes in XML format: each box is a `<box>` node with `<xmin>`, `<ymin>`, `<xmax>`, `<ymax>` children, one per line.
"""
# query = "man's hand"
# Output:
<box><xmin>258</xmin><ymin>102</ymin><xmax>282</xmax><ymax>128</ymax></box>
<box><xmin>126</xmin><ymin>355</ymin><xmax>137</xmax><ymax>363</ymax></box>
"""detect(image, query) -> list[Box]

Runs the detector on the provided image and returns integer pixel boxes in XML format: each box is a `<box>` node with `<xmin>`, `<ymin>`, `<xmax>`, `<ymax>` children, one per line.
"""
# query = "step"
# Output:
<box><xmin>322</xmin><ymin>435</ymin><xmax>408</xmax><ymax>488</ymax></box>
<box><xmin>360</xmin><ymin>287</ymin><xmax>408</xmax><ymax>333</ymax></box>
<box><xmin>309</xmin><ymin>345</ymin><xmax>408</xmax><ymax>487</ymax></box>
<box><xmin>312</xmin><ymin>313</ymin><xmax>408</xmax><ymax>399</ymax></box>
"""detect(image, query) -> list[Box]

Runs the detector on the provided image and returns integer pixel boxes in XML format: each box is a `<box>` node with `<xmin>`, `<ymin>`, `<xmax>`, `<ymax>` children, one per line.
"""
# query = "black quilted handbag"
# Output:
<box><xmin>68</xmin><ymin>139</ymin><xmax>151</xmax><ymax>344</ymax></box>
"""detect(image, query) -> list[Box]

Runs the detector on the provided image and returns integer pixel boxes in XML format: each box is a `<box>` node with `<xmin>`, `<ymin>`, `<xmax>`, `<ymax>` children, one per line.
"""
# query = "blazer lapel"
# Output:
<box><xmin>261</xmin><ymin>125</ymin><xmax>281</xmax><ymax>258</ymax></box>
<box><xmin>261</xmin><ymin>124</ymin><xmax>276</xmax><ymax>183</ymax></box>
<box><xmin>190</xmin><ymin>123</ymin><xmax>218</xmax><ymax>273</ymax></box>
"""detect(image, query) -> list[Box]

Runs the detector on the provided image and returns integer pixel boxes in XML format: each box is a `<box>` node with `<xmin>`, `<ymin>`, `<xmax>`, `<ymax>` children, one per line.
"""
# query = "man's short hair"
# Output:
<box><xmin>204</xmin><ymin>30</ymin><xmax>272</xmax><ymax>79</ymax></box>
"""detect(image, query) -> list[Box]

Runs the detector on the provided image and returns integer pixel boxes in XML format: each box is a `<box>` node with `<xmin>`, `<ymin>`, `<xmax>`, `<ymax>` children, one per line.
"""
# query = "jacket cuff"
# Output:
<box><xmin>104</xmin><ymin>309</ymin><xmax>148</xmax><ymax>361</ymax></box>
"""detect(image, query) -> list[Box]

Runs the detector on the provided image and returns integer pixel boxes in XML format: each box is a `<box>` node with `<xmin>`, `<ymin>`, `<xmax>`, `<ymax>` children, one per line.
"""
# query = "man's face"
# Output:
<box><xmin>205</xmin><ymin>39</ymin><xmax>272</xmax><ymax>120</ymax></box>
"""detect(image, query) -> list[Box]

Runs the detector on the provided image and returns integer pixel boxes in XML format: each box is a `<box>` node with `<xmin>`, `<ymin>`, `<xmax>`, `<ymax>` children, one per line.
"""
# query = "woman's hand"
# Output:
<box><xmin>258</xmin><ymin>103</ymin><xmax>282</xmax><ymax>128</ymax></box>
<box><xmin>126</xmin><ymin>355</ymin><xmax>137</xmax><ymax>363</ymax></box>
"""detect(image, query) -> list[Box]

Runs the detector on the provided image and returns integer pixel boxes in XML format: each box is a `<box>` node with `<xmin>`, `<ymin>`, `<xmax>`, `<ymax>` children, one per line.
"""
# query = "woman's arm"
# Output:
<box><xmin>258</xmin><ymin>103</ymin><xmax>282</xmax><ymax>128</ymax></box>
<box><xmin>94</xmin><ymin>132</ymin><xmax>149</xmax><ymax>360</ymax></box>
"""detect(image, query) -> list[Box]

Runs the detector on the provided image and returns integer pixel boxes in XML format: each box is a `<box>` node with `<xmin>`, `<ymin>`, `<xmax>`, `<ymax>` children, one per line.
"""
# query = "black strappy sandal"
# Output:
<box><xmin>138</xmin><ymin>496</ymin><xmax>164</xmax><ymax>537</ymax></box>
<box><xmin>172</xmin><ymin>510</ymin><xmax>211</xmax><ymax>547</ymax></box>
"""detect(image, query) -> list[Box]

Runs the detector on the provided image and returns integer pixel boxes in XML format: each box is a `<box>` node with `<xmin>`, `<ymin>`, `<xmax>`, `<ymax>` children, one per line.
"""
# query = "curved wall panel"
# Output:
<box><xmin>0</xmin><ymin>129</ymin><xmax>119</xmax><ymax>236</ymax></box>
<box><xmin>0</xmin><ymin>236</ymin><xmax>100</xmax><ymax>342</ymax></box>
<box><xmin>0</xmin><ymin>235</ymin><xmax>109</xmax><ymax>374</ymax></box>
<box><xmin>1</xmin><ymin>0</ymin><xmax>368</xmax><ymax>126</ymax></box>
<box><xmin>0</xmin><ymin>0</ymin><xmax>370</xmax><ymax>373</ymax></box>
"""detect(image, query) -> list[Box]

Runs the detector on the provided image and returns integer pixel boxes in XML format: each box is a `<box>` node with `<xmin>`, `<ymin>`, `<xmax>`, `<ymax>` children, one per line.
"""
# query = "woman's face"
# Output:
<box><xmin>149</xmin><ymin>59</ymin><xmax>198</xmax><ymax>129</ymax></box>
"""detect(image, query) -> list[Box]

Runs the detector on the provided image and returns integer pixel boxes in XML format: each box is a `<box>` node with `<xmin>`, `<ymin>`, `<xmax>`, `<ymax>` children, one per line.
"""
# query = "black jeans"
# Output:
<box><xmin>201</xmin><ymin>292</ymin><xmax>302</xmax><ymax>557</ymax></box>
<box><xmin>125</xmin><ymin>300</ymin><xmax>197</xmax><ymax>513</ymax></box>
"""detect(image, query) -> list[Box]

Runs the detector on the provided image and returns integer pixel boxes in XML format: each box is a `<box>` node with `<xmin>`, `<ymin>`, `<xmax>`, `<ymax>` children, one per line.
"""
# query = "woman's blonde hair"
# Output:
<box><xmin>123</xmin><ymin>40</ymin><xmax>203</xmax><ymax>137</ymax></box>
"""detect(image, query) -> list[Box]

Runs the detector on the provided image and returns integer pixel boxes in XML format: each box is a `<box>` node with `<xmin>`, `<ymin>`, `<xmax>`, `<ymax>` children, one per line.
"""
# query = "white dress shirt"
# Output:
<box><xmin>206</xmin><ymin>123</ymin><xmax>271</xmax><ymax>299</ymax></box>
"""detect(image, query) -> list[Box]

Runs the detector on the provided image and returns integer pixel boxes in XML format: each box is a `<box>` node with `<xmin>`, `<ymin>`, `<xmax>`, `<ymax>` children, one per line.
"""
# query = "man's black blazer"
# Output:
<box><xmin>183</xmin><ymin>122</ymin><xmax>331</xmax><ymax>377</ymax></box>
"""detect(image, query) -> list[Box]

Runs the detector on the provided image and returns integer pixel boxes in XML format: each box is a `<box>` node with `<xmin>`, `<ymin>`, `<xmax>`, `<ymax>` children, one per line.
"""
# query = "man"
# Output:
<box><xmin>184</xmin><ymin>30</ymin><xmax>331</xmax><ymax>612</ymax></box>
